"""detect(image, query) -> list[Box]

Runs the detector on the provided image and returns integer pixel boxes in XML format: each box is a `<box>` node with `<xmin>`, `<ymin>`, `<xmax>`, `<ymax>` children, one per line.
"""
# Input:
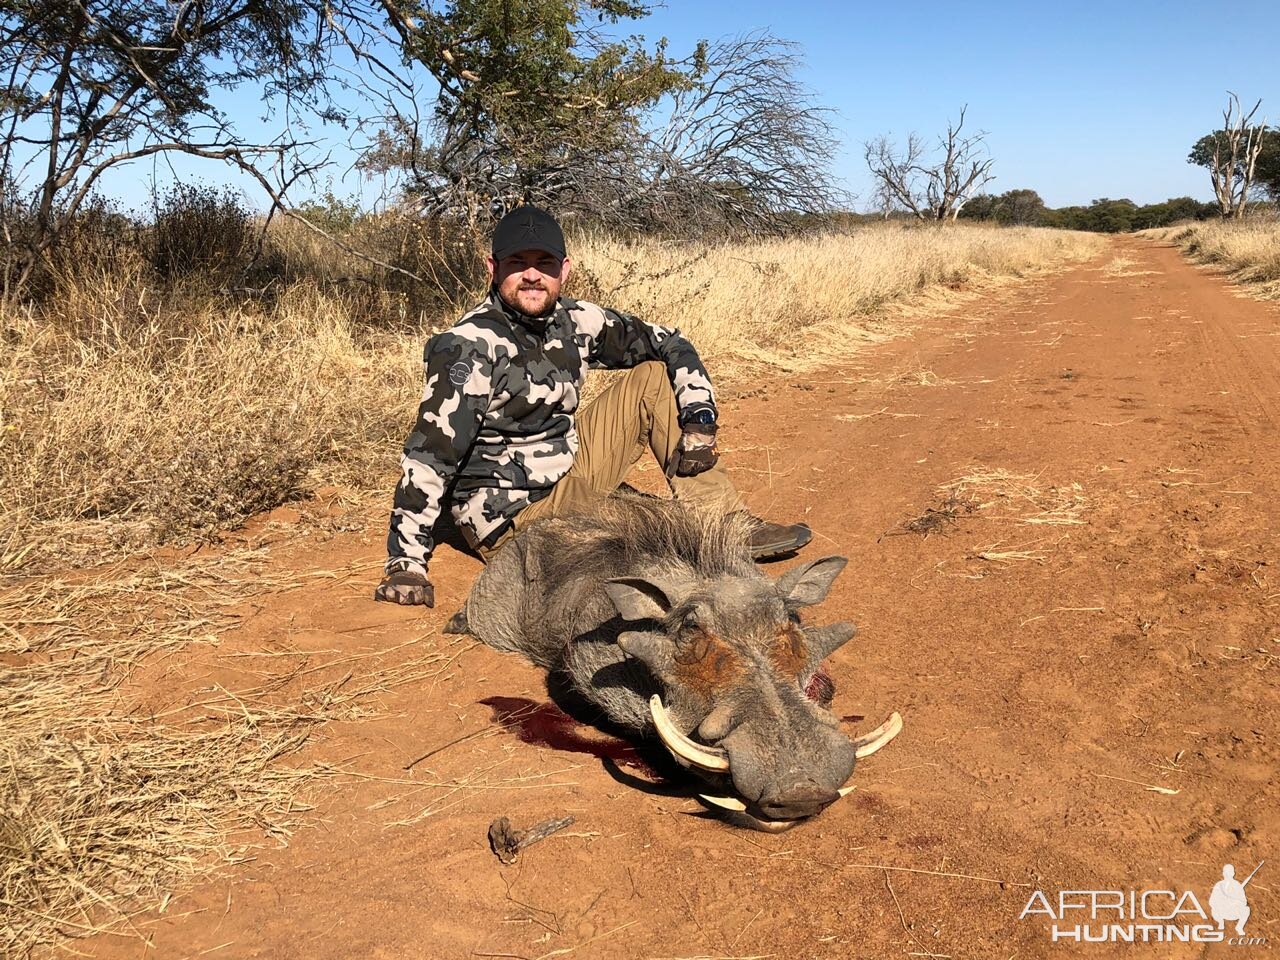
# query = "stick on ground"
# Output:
<box><xmin>488</xmin><ymin>816</ymin><xmax>576</xmax><ymax>864</ymax></box>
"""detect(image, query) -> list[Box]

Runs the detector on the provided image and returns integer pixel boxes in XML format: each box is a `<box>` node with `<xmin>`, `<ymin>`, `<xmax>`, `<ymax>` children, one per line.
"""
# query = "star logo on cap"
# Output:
<box><xmin>518</xmin><ymin>213</ymin><xmax>541</xmax><ymax>240</ymax></box>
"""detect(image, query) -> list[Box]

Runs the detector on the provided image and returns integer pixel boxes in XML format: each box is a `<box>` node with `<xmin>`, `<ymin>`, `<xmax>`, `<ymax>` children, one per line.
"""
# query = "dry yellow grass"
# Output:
<box><xmin>1</xmin><ymin>222</ymin><xmax>1101</xmax><ymax>564</ymax></box>
<box><xmin>573</xmin><ymin>223</ymin><xmax>1103</xmax><ymax>374</ymax></box>
<box><xmin>1146</xmin><ymin>219</ymin><xmax>1280</xmax><ymax>296</ymax></box>
<box><xmin>1</xmin><ymin>269</ymin><xmax>421</xmax><ymax>558</ymax></box>
<box><xmin>0</xmin><ymin>548</ymin><xmax>452</xmax><ymax>956</ymax></box>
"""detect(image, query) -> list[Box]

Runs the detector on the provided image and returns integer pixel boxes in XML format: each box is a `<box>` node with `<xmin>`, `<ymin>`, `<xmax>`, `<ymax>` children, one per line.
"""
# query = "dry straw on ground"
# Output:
<box><xmin>894</xmin><ymin>467</ymin><xmax>1088</xmax><ymax>543</ymax></box>
<box><xmin>0</xmin><ymin>549</ymin><xmax>448</xmax><ymax>956</ymax></box>
<box><xmin>939</xmin><ymin>466</ymin><xmax>1088</xmax><ymax>527</ymax></box>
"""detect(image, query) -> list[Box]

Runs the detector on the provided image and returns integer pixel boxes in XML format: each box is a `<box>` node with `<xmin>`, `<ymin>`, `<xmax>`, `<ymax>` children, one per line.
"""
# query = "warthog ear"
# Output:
<box><xmin>805</xmin><ymin>621</ymin><xmax>857</xmax><ymax>661</ymax></box>
<box><xmin>605</xmin><ymin>577</ymin><xmax>675</xmax><ymax>621</ymax></box>
<box><xmin>776</xmin><ymin>556</ymin><xmax>848</xmax><ymax>607</ymax></box>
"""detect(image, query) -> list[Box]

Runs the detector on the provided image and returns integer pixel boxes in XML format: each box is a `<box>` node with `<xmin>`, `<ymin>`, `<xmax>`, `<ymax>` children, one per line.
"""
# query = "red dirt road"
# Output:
<box><xmin>94</xmin><ymin>237</ymin><xmax>1277</xmax><ymax>959</ymax></box>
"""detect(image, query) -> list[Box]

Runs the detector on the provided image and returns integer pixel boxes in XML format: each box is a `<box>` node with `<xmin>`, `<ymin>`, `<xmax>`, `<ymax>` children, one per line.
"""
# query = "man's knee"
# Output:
<box><xmin>623</xmin><ymin>360</ymin><xmax>671</xmax><ymax>399</ymax></box>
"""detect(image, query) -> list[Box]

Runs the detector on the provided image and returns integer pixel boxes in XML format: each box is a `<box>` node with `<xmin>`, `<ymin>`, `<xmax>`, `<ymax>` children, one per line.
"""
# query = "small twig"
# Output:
<box><xmin>835</xmin><ymin>407</ymin><xmax>922</xmax><ymax>421</ymax></box>
<box><xmin>404</xmin><ymin>726</ymin><xmax>493</xmax><ymax>770</ymax></box>
<box><xmin>885</xmin><ymin>869</ymin><xmax>949</xmax><ymax>959</ymax></box>
<box><xmin>532</xmin><ymin>919</ymin><xmax>638</xmax><ymax>960</ymax></box>
<box><xmin>731</xmin><ymin>851</ymin><xmax>1027</xmax><ymax>887</ymax></box>
<box><xmin>728</xmin><ymin>906</ymin><xmax>765</xmax><ymax>949</ymax></box>
<box><xmin>1019</xmin><ymin>606</ymin><xmax>1104</xmax><ymax>627</ymax></box>
<box><xmin>1095</xmin><ymin>773</ymin><xmax>1180</xmax><ymax>795</ymax></box>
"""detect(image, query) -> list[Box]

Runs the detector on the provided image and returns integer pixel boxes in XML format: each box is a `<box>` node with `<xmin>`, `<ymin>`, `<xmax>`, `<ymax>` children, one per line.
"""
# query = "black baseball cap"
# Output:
<box><xmin>491</xmin><ymin>205</ymin><xmax>566</xmax><ymax>261</ymax></box>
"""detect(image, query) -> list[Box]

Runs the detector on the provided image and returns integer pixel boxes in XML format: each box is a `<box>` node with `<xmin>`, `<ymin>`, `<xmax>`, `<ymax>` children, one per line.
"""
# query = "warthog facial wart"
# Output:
<box><xmin>446</xmin><ymin>494</ymin><xmax>902</xmax><ymax>830</ymax></box>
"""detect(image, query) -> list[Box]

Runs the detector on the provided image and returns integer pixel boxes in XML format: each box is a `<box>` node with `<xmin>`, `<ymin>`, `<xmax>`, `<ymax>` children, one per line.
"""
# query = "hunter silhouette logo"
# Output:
<box><xmin>1019</xmin><ymin>860</ymin><xmax>1267</xmax><ymax>945</ymax></box>
<box><xmin>1210</xmin><ymin>862</ymin><xmax>1263</xmax><ymax>936</ymax></box>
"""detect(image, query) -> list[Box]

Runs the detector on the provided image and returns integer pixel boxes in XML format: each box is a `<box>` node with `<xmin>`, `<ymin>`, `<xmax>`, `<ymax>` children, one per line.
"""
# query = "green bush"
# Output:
<box><xmin>295</xmin><ymin>188</ymin><xmax>362</xmax><ymax>233</ymax></box>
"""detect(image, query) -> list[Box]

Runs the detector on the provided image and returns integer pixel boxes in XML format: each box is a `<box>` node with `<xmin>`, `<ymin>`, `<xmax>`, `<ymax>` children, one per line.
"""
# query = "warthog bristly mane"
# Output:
<box><xmin>534</xmin><ymin>493</ymin><xmax>758</xmax><ymax>587</ymax></box>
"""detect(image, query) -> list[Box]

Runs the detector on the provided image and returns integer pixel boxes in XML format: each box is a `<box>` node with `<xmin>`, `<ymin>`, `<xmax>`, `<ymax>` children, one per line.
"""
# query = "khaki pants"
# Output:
<box><xmin>478</xmin><ymin>361</ymin><xmax>745</xmax><ymax>560</ymax></box>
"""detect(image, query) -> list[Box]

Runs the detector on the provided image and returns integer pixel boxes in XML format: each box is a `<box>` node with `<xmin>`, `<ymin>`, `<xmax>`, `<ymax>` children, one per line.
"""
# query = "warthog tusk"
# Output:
<box><xmin>852</xmin><ymin>711</ymin><xmax>903</xmax><ymax>759</ymax></box>
<box><xmin>698</xmin><ymin>793</ymin><xmax>747</xmax><ymax>812</ymax></box>
<box><xmin>650</xmin><ymin>695</ymin><xmax>730</xmax><ymax>773</ymax></box>
<box><xmin>752</xmin><ymin>817</ymin><xmax>799</xmax><ymax>833</ymax></box>
<box><xmin>706</xmin><ymin>786</ymin><xmax>855</xmax><ymax>812</ymax></box>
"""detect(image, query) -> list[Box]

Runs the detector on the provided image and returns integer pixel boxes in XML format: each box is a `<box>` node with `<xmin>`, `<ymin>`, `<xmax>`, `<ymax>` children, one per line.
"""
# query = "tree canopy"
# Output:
<box><xmin>374</xmin><ymin>0</ymin><xmax>697</xmax><ymax>210</ymax></box>
<box><xmin>0</xmin><ymin>0</ymin><xmax>351</xmax><ymax>294</ymax></box>
<box><xmin>373</xmin><ymin>5</ymin><xmax>841</xmax><ymax>232</ymax></box>
<box><xmin>960</xmin><ymin>193</ymin><xmax>1218</xmax><ymax>232</ymax></box>
<box><xmin>1188</xmin><ymin>128</ymin><xmax>1280</xmax><ymax>202</ymax></box>
<box><xmin>958</xmin><ymin>189</ymin><xmax>1045</xmax><ymax>225</ymax></box>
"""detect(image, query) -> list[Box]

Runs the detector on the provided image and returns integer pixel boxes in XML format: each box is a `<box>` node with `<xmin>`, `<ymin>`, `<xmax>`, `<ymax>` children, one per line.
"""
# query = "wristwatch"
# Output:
<box><xmin>681</xmin><ymin>408</ymin><xmax>717</xmax><ymax>427</ymax></box>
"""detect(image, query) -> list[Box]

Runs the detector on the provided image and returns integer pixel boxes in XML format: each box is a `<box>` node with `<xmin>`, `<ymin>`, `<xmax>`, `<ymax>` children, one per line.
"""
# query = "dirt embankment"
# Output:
<box><xmin>89</xmin><ymin>235</ymin><xmax>1277</xmax><ymax>959</ymax></box>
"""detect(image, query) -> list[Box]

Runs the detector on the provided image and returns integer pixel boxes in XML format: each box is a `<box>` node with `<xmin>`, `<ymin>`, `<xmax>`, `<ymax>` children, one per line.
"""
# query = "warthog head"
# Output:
<box><xmin>606</xmin><ymin>557</ymin><xmax>897</xmax><ymax>827</ymax></box>
<box><xmin>454</xmin><ymin>496</ymin><xmax>901</xmax><ymax>830</ymax></box>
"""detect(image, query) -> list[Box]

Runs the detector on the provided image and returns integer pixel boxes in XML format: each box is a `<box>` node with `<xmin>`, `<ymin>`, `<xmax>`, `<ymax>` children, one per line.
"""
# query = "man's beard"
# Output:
<box><xmin>500</xmin><ymin>282</ymin><xmax>555</xmax><ymax>317</ymax></box>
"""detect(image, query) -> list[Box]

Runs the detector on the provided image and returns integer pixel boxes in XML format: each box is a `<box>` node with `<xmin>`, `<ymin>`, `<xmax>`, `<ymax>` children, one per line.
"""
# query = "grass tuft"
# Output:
<box><xmin>0</xmin><ymin>549</ymin><xmax>449</xmax><ymax>956</ymax></box>
<box><xmin>1145</xmin><ymin>219</ymin><xmax>1280</xmax><ymax>297</ymax></box>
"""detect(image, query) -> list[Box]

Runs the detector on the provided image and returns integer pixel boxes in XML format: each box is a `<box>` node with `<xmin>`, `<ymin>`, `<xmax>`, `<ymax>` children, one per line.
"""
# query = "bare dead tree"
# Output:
<box><xmin>638</xmin><ymin>33</ymin><xmax>845</xmax><ymax>233</ymax></box>
<box><xmin>864</xmin><ymin>106</ymin><xmax>995</xmax><ymax>222</ymax></box>
<box><xmin>1206</xmin><ymin>92</ymin><xmax>1267</xmax><ymax>219</ymax></box>
<box><xmin>864</xmin><ymin>132</ymin><xmax>928</xmax><ymax>220</ymax></box>
<box><xmin>872</xmin><ymin>179</ymin><xmax>896</xmax><ymax>221</ymax></box>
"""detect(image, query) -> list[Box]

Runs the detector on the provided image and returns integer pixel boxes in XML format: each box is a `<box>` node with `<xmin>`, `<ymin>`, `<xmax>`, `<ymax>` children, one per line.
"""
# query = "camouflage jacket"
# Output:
<box><xmin>385</xmin><ymin>292</ymin><xmax>717</xmax><ymax>574</ymax></box>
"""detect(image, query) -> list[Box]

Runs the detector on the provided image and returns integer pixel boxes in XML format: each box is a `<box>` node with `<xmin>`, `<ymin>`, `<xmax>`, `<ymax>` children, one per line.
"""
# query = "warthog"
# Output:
<box><xmin>446</xmin><ymin>494</ymin><xmax>900</xmax><ymax>829</ymax></box>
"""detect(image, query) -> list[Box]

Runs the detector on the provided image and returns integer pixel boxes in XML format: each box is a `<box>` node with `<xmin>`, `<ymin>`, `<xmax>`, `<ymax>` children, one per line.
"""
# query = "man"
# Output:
<box><xmin>375</xmin><ymin>205</ymin><xmax>812</xmax><ymax>606</ymax></box>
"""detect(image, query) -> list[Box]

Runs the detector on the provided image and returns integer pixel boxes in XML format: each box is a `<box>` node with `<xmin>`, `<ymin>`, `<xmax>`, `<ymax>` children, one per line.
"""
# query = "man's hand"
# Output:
<box><xmin>374</xmin><ymin>568</ymin><xmax>435</xmax><ymax>606</ymax></box>
<box><xmin>672</xmin><ymin>422</ymin><xmax>718</xmax><ymax>477</ymax></box>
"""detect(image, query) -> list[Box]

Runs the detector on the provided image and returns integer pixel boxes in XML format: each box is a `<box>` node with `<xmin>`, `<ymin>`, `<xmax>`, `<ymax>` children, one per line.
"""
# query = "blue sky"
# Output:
<box><xmin>87</xmin><ymin>0</ymin><xmax>1280</xmax><ymax>212</ymax></box>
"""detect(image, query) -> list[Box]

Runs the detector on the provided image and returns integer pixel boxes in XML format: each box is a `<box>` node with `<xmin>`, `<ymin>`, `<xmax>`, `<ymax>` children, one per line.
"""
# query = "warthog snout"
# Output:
<box><xmin>711</xmin><ymin>703</ymin><xmax>860</xmax><ymax>823</ymax></box>
<box><xmin>758</xmin><ymin>781</ymin><xmax>841</xmax><ymax>820</ymax></box>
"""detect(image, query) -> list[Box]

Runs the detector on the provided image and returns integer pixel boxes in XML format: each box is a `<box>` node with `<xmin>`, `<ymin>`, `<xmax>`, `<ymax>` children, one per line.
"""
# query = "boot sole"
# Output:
<box><xmin>750</xmin><ymin>525</ymin><xmax>814</xmax><ymax>560</ymax></box>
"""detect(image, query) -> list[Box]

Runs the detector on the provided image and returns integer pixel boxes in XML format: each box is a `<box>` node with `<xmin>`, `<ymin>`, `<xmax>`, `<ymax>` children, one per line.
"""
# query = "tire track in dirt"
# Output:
<box><xmin>86</xmin><ymin>237</ymin><xmax>1278</xmax><ymax>960</ymax></box>
<box><xmin>1136</xmin><ymin>238</ymin><xmax>1280</xmax><ymax>440</ymax></box>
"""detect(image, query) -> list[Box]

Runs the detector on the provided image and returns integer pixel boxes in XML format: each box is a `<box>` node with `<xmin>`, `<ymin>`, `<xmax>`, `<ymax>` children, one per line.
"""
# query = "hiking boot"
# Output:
<box><xmin>732</xmin><ymin>512</ymin><xmax>813</xmax><ymax>559</ymax></box>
